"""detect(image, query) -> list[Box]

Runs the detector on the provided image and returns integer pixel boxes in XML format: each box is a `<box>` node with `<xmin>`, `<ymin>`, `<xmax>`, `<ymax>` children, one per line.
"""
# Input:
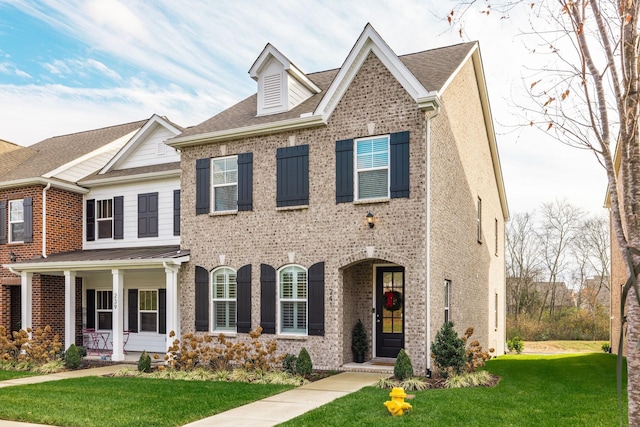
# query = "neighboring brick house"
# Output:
<box><xmin>0</xmin><ymin>120</ymin><xmax>145</xmax><ymax>342</ymax></box>
<box><xmin>167</xmin><ymin>25</ymin><xmax>508</xmax><ymax>374</ymax></box>
<box><xmin>1</xmin><ymin>116</ymin><xmax>189</xmax><ymax>361</ymax></box>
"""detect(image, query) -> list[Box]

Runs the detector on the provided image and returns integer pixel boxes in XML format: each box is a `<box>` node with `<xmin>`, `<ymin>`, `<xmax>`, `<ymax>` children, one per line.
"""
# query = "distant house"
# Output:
<box><xmin>167</xmin><ymin>24</ymin><xmax>508</xmax><ymax>374</ymax></box>
<box><xmin>1</xmin><ymin>116</ymin><xmax>188</xmax><ymax>361</ymax></box>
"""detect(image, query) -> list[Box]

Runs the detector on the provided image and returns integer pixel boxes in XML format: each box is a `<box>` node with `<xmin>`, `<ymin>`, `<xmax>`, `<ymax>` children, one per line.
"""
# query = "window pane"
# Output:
<box><xmin>98</xmin><ymin>220</ymin><xmax>112</xmax><ymax>239</ymax></box>
<box><xmin>214</xmin><ymin>185</ymin><xmax>238</xmax><ymax>211</ymax></box>
<box><xmin>140</xmin><ymin>291</ymin><xmax>157</xmax><ymax>310</ymax></box>
<box><xmin>214</xmin><ymin>301</ymin><xmax>236</xmax><ymax>330</ymax></box>
<box><xmin>141</xmin><ymin>313</ymin><xmax>157</xmax><ymax>332</ymax></box>
<box><xmin>10</xmin><ymin>223</ymin><xmax>24</xmax><ymax>241</ymax></box>
<box><xmin>9</xmin><ymin>200</ymin><xmax>23</xmax><ymax>221</ymax></box>
<box><xmin>358</xmin><ymin>169</ymin><xmax>388</xmax><ymax>199</ymax></box>
<box><xmin>98</xmin><ymin>312</ymin><xmax>112</xmax><ymax>330</ymax></box>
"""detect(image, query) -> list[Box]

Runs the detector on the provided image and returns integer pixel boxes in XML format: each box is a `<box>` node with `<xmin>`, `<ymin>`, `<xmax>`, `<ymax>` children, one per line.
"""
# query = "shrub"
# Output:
<box><xmin>445</xmin><ymin>370</ymin><xmax>493</xmax><ymax>388</ymax></box>
<box><xmin>431</xmin><ymin>322</ymin><xmax>466</xmax><ymax>377</ymax></box>
<box><xmin>295</xmin><ymin>348</ymin><xmax>312</xmax><ymax>376</ymax></box>
<box><xmin>462</xmin><ymin>327</ymin><xmax>493</xmax><ymax>372</ymax></box>
<box><xmin>64</xmin><ymin>344</ymin><xmax>82</xmax><ymax>369</ymax></box>
<box><xmin>282</xmin><ymin>353</ymin><xmax>297</xmax><ymax>375</ymax></box>
<box><xmin>602</xmin><ymin>342</ymin><xmax>611</xmax><ymax>353</ymax></box>
<box><xmin>138</xmin><ymin>351</ymin><xmax>152</xmax><ymax>373</ymax></box>
<box><xmin>394</xmin><ymin>349</ymin><xmax>414</xmax><ymax>380</ymax></box>
<box><xmin>507</xmin><ymin>336</ymin><xmax>524</xmax><ymax>354</ymax></box>
<box><xmin>351</xmin><ymin>319</ymin><xmax>368</xmax><ymax>357</ymax></box>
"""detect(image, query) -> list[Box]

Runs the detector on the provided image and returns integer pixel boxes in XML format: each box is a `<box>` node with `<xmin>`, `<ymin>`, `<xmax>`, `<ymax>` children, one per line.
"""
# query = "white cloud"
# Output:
<box><xmin>0</xmin><ymin>0</ymin><xmax>611</xmax><ymax>215</ymax></box>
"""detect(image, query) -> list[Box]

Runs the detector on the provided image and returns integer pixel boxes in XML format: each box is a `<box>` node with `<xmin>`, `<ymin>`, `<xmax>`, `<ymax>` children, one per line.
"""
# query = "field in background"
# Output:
<box><xmin>523</xmin><ymin>341</ymin><xmax>607</xmax><ymax>354</ymax></box>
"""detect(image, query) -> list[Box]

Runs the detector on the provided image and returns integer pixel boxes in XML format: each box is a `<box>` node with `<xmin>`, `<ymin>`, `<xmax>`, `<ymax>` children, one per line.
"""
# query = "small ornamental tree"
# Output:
<box><xmin>64</xmin><ymin>344</ymin><xmax>82</xmax><ymax>369</ymax></box>
<box><xmin>296</xmin><ymin>347</ymin><xmax>313</xmax><ymax>376</ymax></box>
<box><xmin>394</xmin><ymin>349</ymin><xmax>414</xmax><ymax>380</ymax></box>
<box><xmin>431</xmin><ymin>321</ymin><xmax>466</xmax><ymax>377</ymax></box>
<box><xmin>138</xmin><ymin>351</ymin><xmax>152</xmax><ymax>373</ymax></box>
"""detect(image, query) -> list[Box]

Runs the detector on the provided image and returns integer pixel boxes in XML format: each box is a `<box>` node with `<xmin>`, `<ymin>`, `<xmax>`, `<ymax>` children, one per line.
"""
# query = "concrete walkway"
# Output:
<box><xmin>0</xmin><ymin>365</ymin><xmax>388</xmax><ymax>427</ymax></box>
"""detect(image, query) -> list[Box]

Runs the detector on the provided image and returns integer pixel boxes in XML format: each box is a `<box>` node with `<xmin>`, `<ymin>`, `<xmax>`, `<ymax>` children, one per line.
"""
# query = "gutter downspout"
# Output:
<box><xmin>425</xmin><ymin>105</ymin><xmax>440</xmax><ymax>376</ymax></box>
<box><xmin>42</xmin><ymin>183</ymin><xmax>51</xmax><ymax>258</ymax></box>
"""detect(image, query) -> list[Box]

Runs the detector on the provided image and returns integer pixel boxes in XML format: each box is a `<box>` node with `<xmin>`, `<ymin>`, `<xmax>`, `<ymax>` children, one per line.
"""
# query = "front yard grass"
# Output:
<box><xmin>0</xmin><ymin>376</ymin><xmax>292</xmax><ymax>427</ymax></box>
<box><xmin>0</xmin><ymin>370</ymin><xmax>40</xmax><ymax>381</ymax></box>
<box><xmin>281</xmin><ymin>353</ymin><xmax>628</xmax><ymax>426</ymax></box>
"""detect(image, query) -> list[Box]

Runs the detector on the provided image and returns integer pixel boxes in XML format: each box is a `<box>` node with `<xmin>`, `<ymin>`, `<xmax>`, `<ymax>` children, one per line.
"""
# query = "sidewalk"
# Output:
<box><xmin>0</xmin><ymin>365</ymin><xmax>389</xmax><ymax>427</ymax></box>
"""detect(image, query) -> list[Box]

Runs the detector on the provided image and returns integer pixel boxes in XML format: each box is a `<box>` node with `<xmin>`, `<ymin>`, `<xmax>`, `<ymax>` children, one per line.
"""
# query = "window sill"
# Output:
<box><xmin>209</xmin><ymin>210</ymin><xmax>238</xmax><ymax>217</ymax></box>
<box><xmin>276</xmin><ymin>205</ymin><xmax>309</xmax><ymax>212</ymax></box>
<box><xmin>353</xmin><ymin>198</ymin><xmax>389</xmax><ymax>205</ymax></box>
<box><xmin>276</xmin><ymin>334</ymin><xmax>308</xmax><ymax>341</ymax></box>
<box><xmin>209</xmin><ymin>331</ymin><xmax>237</xmax><ymax>338</ymax></box>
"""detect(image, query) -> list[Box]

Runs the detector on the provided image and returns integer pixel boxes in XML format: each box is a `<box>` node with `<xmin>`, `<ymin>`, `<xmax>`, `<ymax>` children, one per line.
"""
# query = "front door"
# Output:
<box><xmin>375</xmin><ymin>266</ymin><xmax>404</xmax><ymax>358</ymax></box>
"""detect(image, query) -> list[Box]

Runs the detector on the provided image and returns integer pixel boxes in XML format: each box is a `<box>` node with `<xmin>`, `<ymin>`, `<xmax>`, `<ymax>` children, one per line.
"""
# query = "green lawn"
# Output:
<box><xmin>0</xmin><ymin>370</ymin><xmax>40</xmax><ymax>380</ymax></box>
<box><xmin>0</xmin><ymin>354</ymin><xmax>628</xmax><ymax>426</ymax></box>
<box><xmin>0</xmin><ymin>376</ymin><xmax>292</xmax><ymax>427</ymax></box>
<box><xmin>280</xmin><ymin>353</ymin><xmax>628</xmax><ymax>427</ymax></box>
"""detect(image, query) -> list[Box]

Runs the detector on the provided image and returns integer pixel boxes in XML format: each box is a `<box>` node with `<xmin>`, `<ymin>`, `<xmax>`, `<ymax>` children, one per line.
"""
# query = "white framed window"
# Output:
<box><xmin>279</xmin><ymin>265</ymin><xmax>307</xmax><ymax>334</ymax></box>
<box><xmin>8</xmin><ymin>199</ymin><xmax>24</xmax><ymax>243</ymax></box>
<box><xmin>212</xmin><ymin>267</ymin><xmax>237</xmax><ymax>332</ymax></box>
<box><xmin>355</xmin><ymin>135</ymin><xmax>389</xmax><ymax>200</ymax></box>
<box><xmin>139</xmin><ymin>290</ymin><xmax>158</xmax><ymax>332</ymax></box>
<box><xmin>444</xmin><ymin>279</ymin><xmax>451</xmax><ymax>324</ymax></box>
<box><xmin>212</xmin><ymin>156</ymin><xmax>238</xmax><ymax>212</ymax></box>
<box><xmin>96</xmin><ymin>290</ymin><xmax>113</xmax><ymax>330</ymax></box>
<box><xmin>97</xmin><ymin>199</ymin><xmax>113</xmax><ymax>239</ymax></box>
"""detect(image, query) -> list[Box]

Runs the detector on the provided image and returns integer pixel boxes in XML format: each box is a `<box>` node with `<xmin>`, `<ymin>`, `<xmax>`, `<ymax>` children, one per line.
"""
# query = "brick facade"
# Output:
<box><xmin>0</xmin><ymin>185</ymin><xmax>84</xmax><ymax>336</ymax></box>
<box><xmin>178</xmin><ymin>51</ymin><xmax>506</xmax><ymax>373</ymax></box>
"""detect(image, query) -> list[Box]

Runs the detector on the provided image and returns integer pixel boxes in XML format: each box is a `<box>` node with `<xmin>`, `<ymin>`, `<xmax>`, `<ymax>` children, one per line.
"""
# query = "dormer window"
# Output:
<box><xmin>250</xmin><ymin>44</ymin><xmax>321</xmax><ymax>117</ymax></box>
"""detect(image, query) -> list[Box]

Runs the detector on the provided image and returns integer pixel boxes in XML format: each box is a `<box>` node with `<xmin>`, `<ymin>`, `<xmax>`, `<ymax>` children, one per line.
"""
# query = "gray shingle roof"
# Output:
<box><xmin>13</xmin><ymin>245</ymin><xmax>188</xmax><ymax>264</ymax></box>
<box><xmin>78</xmin><ymin>161</ymin><xmax>181</xmax><ymax>184</ymax></box>
<box><xmin>0</xmin><ymin>120</ymin><xmax>147</xmax><ymax>181</ymax></box>
<box><xmin>176</xmin><ymin>42</ymin><xmax>476</xmax><ymax>139</ymax></box>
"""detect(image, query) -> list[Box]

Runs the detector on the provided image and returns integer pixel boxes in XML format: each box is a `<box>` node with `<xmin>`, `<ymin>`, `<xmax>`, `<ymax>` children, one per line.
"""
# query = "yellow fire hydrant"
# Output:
<box><xmin>383</xmin><ymin>387</ymin><xmax>412</xmax><ymax>416</ymax></box>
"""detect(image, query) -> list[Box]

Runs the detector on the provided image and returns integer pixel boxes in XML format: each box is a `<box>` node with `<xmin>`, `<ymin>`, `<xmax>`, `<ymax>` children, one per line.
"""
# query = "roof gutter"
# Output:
<box><xmin>167</xmin><ymin>114</ymin><xmax>326</xmax><ymax>148</ymax></box>
<box><xmin>79</xmin><ymin>169</ymin><xmax>181</xmax><ymax>187</ymax></box>
<box><xmin>2</xmin><ymin>255</ymin><xmax>190</xmax><ymax>274</ymax></box>
<box><xmin>0</xmin><ymin>177</ymin><xmax>88</xmax><ymax>194</ymax></box>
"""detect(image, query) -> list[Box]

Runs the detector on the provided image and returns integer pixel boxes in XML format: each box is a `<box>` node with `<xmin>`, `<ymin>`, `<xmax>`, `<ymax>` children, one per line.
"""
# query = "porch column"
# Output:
<box><xmin>111</xmin><ymin>269</ymin><xmax>125</xmax><ymax>361</ymax></box>
<box><xmin>20</xmin><ymin>272</ymin><xmax>33</xmax><ymax>333</ymax></box>
<box><xmin>164</xmin><ymin>263</ymin><xmax>180</xmax><ymax>352</ymax></box>
<box><xmin>64</xmin><ymin>271</ymin><xmax>76</xmax><ymax>350</ymax></box>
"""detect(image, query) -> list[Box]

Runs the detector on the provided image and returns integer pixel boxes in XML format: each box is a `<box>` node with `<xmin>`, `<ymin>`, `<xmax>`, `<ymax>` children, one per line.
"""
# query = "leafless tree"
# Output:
<box><xmin>448</xmin><ymin>1</ymin><xmax>639</xmax><ymax>422</ymax></box>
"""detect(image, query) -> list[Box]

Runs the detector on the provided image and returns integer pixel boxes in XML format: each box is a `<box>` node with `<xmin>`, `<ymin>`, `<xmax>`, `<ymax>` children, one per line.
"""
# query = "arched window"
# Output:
<box><xmin>212</xmin><ymin>267</ymin><xmax>237</xmax><ymax>332</ymax></box>
<box><xmin>279</xmin><ymin>265</ymin><xmax>307</xmax><ymax>334</ymax></box>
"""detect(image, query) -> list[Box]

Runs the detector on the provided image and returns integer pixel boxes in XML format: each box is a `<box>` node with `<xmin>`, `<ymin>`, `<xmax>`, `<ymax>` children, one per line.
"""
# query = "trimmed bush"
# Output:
<box><xmin>431</xmin><ymin>322</ymin><xmax>466</xmax><ymax>377</ymax></box>
<box><xmin>138</xmin><ymin>351</ymin><xmax>152</xmax><ymax>373</ymax></box>
<box><xmin>394</xmin><ymin>349</ymin><xmax>414</xmax><ymax>380</ymax></box>
<box><xmin>507</xmin><ymin>336</ymin><xmax>524</xmax><ymax>354</ymax></box>
<box><xmin>64</xmin><ymin>344</ymin><xmax>82</xmax><ymax>369</ymax></box>
<box><xmin>282</xmin><ymin>353</ymin><xmax>297</xmax><ymax>375</ymax></box>
<box><xmin>295</xmin><ymin>348</ymin><xmax>312</xmax><ymax>376</ymax></box>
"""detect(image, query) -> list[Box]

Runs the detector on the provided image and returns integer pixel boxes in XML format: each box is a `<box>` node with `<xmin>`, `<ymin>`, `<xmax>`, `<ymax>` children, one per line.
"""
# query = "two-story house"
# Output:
<box><xmin>167</xmin><ymin>24</ymin><xmax>509</xmax><ymax>374</ymax></box>
<box><xmin>2</xmin><ymin>115</ymin><xmax>189</xmax><ymax>361</ymax></box>
<box><xmin>0</xmin><ymin>120</ymin><xmax>145</xmax><ymax>342</ymax></box>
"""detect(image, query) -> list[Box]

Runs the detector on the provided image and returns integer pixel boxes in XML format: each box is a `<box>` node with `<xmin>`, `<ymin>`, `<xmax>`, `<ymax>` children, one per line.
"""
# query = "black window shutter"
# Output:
<box><xmin>276</xmin><ymin>145</ymin><xmax>309</xmax><ymax>207</ymax></box>
<box><xmin>86</xmin><ymin>289</ymin><xmax>95</xmax><ymax>329</ymax></box>
<box><xmin>173</xmin><ymin>190</ymin><xmax>180</xmax><ymax>236</ymax></box>
<box><xmin>237</xmin><ymin>153</ymin><xmax>253</xmax><ymax>211</ymax></box>
<box><xmin>113</xmin><ymin>196</ymin><xmax>124</xmax><ymax>239</ymax></box>
<box><xmin>23</xmin><ymin>197</ymin><xmax>33</xmax><ymax>243</ymax></box>
<box><xmin>308</xmin><ymin>262</ymin><xmax>325</xmax><ymax>336</ymax></box>
<box><xmin>335</xmin><ymin>139</ymin><xmax>354</xmax><ymax>203</ymax></box>
<box><xmin>0</xmin><ymin>200</ymin><xmax>6</xmax><ymax>244</ymax></box>
<box><xmin>390</xmin><ymin>131</ymin><xmax>410</xmax><ymax>198</ymax></box>
<box><xmin>195</xmin><ymin>266</ymin><xmax>209</xmax><ymax>331</ymax></box>
<box><xmin>158</xmin><ymin>289</ymin><xmax>166</xmax><ymax>334</ymax></box>
<box><xmin>86</xmin><ymin>199</ymin><xmax>95</xmax><ymax>242</ymax></box>
<box><xmin>260</xmin><ymin>264</ymin><xmax>276</xmax><ymax>334</ymax></box>
<box><xmin>236</xmin><ymin>264</ymin><xmax>252</xmax><ymax>333</ymax></box>
<box><xmin>195</xmin><ymin>158</ymin><xmax>210</xmax><ymax>215</ymax></box>
<box><xmin>128</xmin><ymin>289</ymin><xmax>138</xmax><ymax>333</ymax></box>
<box><xmin>138</xmin><ymin>193</ymin><xmax>158</xmax><ymax>238</ymax></box>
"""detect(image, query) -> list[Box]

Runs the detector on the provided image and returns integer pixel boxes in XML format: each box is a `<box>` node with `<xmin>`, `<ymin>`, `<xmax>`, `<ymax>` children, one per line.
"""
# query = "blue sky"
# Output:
<box><xmin>0</xmin><ymin>0</ymin><xmax>608</xmax><ymax>215</ymax></box>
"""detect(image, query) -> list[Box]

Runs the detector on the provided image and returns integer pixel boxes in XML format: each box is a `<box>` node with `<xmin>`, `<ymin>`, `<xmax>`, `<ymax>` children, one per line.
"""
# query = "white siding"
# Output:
<box><xmin>288</xmin><ymin>76</ymin><xmax>313</xmax><ymax>109</ymax></box>
<box><xmin>84</xmin><ymin>177</ymin><xmax>180</xmax><ymax>249</ymax></box>
<box><xmin>118</xmin><ymin>127</ymin><xmax>180</xmax><ymax>170</ymax></box>
<box><xmin>54</xmin><ymin>147</ymin><xmax>123</xmax><ymax>182</ymax></box>
<box><xmin>82</xmin><ymin>270</ymin><xmax>169</xmax><ymax>353</ymax></box>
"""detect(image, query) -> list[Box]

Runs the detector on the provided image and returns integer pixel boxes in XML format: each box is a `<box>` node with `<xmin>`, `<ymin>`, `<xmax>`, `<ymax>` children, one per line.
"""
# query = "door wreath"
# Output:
<box><xmin>384</xmin><ymin>290</ymin><xmax>403</xmax><ymax>311</ymax></box>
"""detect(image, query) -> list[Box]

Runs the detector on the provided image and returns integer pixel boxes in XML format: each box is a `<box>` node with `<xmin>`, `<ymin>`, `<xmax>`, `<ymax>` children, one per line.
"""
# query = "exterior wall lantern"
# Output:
<box><xmin>366</xmin><ymin>212</ymin><xmax>375</xmax><ymax>228</ymax></box>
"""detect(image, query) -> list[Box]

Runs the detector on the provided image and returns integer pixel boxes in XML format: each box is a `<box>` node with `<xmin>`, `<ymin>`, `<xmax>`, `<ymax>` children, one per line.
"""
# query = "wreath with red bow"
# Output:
<box><xmin>384</xmin><ymin>290</ymin><xmax>403</xmax><ymax>312</ymax></box>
